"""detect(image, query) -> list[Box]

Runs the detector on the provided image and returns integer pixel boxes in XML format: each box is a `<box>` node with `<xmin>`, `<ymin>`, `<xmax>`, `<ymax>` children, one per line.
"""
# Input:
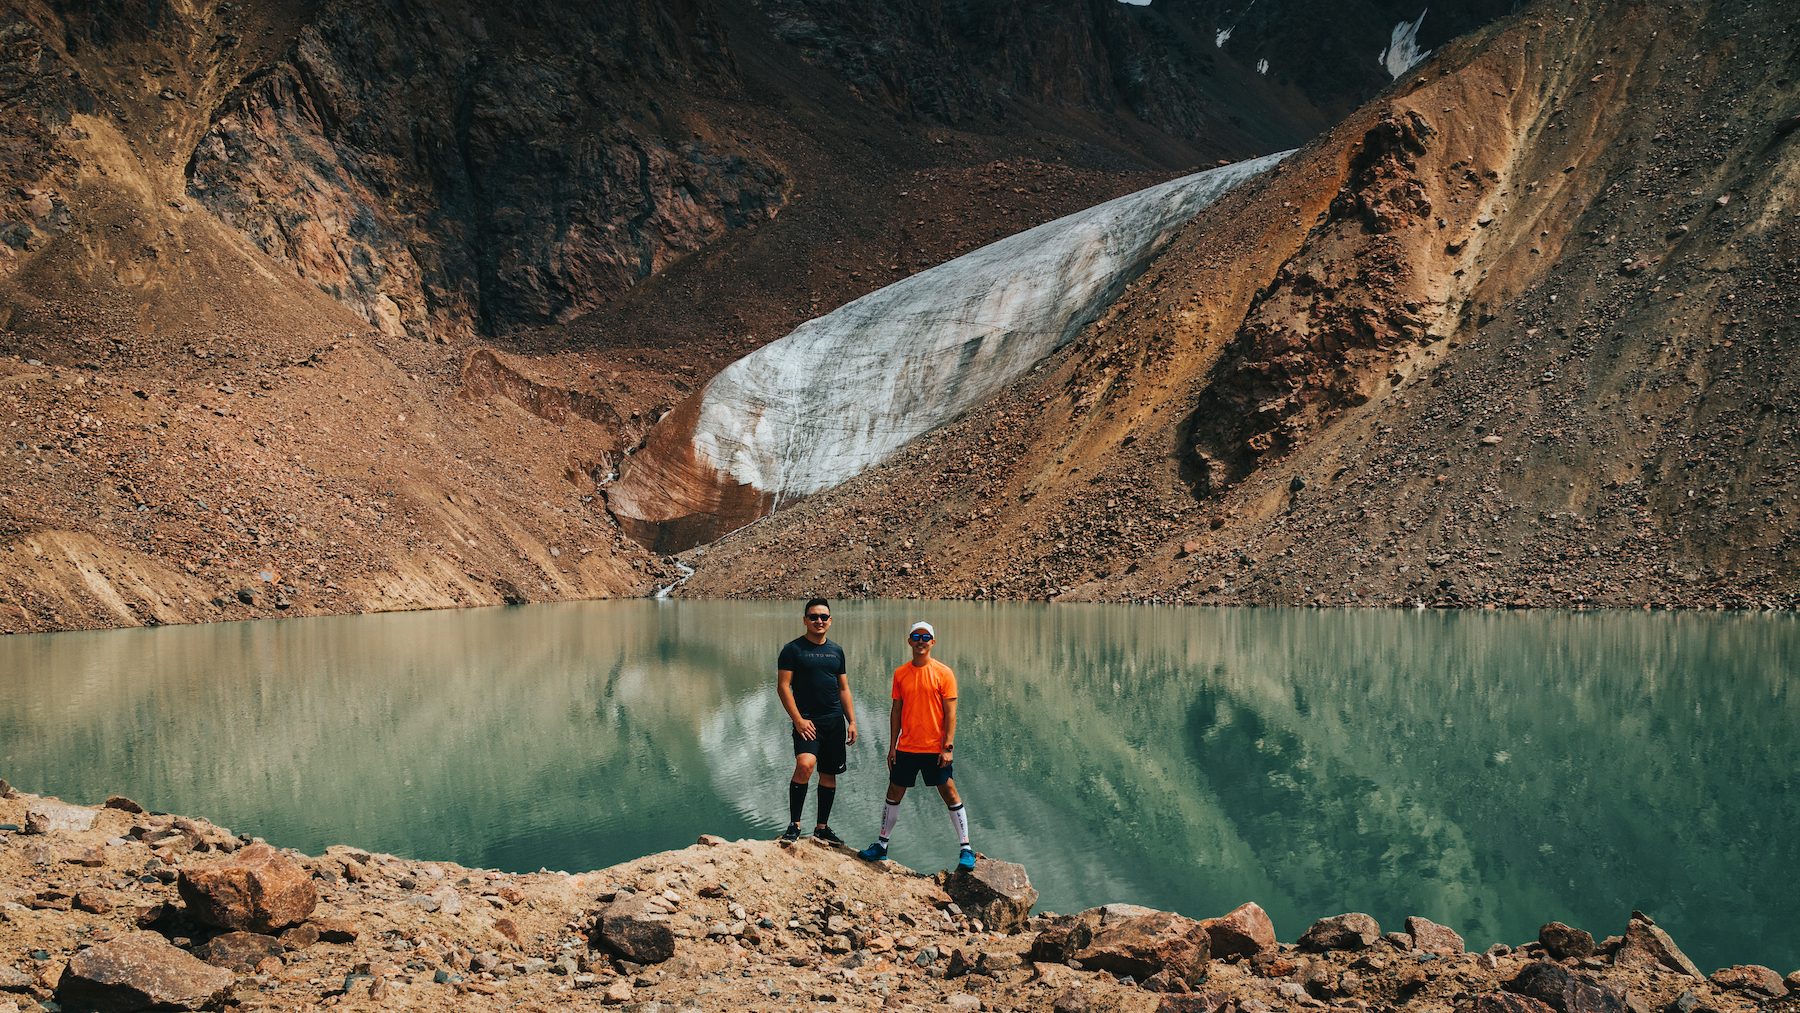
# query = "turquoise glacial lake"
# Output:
<box><xmin>1</xmin><ymin>601</ymin><xmax>1793</xmax><ymax>973</ymax></box>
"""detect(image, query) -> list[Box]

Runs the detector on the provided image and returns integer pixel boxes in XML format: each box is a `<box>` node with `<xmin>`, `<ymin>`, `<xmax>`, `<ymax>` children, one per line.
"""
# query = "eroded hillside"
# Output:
<box><xmin>681</xmin><ymin>0</ymin><xmax>1800</xmax><ymax>610</ymax></box>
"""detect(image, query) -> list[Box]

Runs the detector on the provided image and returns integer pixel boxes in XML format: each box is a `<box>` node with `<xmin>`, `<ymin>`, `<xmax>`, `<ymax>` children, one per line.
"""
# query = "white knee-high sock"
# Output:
<box><xmin>879</xmin><ymin>800</ymin><xmax>901</xmax><ymax>843</ymax></box>
<box><xmin>947</xmin><ymin>802</ymin><xmax>970</xmax><ymax>847</ymax></box>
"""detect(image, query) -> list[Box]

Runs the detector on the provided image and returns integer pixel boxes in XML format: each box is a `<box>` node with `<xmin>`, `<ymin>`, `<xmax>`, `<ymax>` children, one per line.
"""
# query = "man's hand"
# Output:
<box><xmin>938</xmin><ymin>750</ymin><xmax>953</xmax><ymax>767</ymax></box>
<box><xmin>793</xmin><ymin>717</ymin><xmax>817</xmax><ymax>740</ymax></box>
<box><xmin>886</xmin><ymin>746</ymin><xmax>898</xmax><ymax>768</ymax></box>
<box><xmin>846</xmin><ymin>722</ymin><xmax>858</xmax><ymax>745</ymax></box>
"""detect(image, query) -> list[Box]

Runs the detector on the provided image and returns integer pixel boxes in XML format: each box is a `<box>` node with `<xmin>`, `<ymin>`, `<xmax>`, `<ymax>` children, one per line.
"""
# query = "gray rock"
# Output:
<box><xmin>945</xmin><ymin>857</ymin><xmax>1037</xmax><ymax>934</ymax></box>
<box><xmin>25</xmin><ymin>799</ymin><xmax>98</xmax><ymax>835</ymax></box>
<box><xmin>589</xmin><ymin>896</ymin><xmax>675</xmax><ymax>964</ymax></box>
<box><xmin>1708</xmin><ymin>965</ymin><xmax>1786</xmax><ymax>997</ymax></box>
<box><xmin>1298</xmin><ymin>913</ymin><xmax>1381</xmax><ymax>951</ymax></box>
<box><xmin>56</xmin><ymin>931</ymin><xmax>236</xmax><ymax>1011</ymax></box>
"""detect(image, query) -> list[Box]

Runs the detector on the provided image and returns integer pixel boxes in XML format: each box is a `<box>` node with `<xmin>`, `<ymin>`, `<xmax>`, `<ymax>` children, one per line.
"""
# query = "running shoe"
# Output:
<box><xmin>857</xmin><ymin>841</ymin><xmax>888</xmax><ymax>861</ymax></box>
<box><xmin>779</xmin><ymin>823</ymin><xmax>801</xmax><ymax>844</ymax></box>
<box><xmin>957</xmin><ymin>846</ymin><xmax>976</xmax><ymax>872</ymax></box>
<box><xmin>812</xmin><ymin>825</ymin><xmax>846</xmax><ymax>846</ymax></box>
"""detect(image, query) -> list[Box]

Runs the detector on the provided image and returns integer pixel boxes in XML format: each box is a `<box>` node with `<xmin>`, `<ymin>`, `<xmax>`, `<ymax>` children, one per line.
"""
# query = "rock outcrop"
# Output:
<box><xmin>55</xmin><ymin>932</ymin><xmax>236</xmax><ymax>1012</ymax></box>
<box><xmin>176</xmin><ymin>842</ymin><xmax>317</xmax><ymax>934</ymax></box>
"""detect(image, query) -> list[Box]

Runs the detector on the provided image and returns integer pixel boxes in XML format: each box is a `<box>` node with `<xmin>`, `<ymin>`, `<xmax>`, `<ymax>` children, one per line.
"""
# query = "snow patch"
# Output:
<box><xmin>682</xmin><ymin>152</ymin><xmax>1291</xmax><ymax>508</ymax></box>
<box><xmin>1256</xmin><ymin>58</ymin><xmax>1270</xmax><ymax>74</ymax></box>
<box><xmin>1216</xmin><ymin>25</ymin><xmax>1234</xmax><ymax>47</ymax></box>
<box><xmin>1379</xmin><ymin>10</ymin><xmax>1431</xmax><ymax>78</ymax></box>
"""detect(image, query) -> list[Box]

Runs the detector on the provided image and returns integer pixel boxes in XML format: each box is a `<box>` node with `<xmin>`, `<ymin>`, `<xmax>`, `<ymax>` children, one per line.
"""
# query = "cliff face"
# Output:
<box><xmin>680</xmin><ymin>0</ymin><xmax>1800</xmax><ymax>611</ymax></box>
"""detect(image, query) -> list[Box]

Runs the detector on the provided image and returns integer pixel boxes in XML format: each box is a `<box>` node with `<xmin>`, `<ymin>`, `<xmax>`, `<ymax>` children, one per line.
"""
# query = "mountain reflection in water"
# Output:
<box><xmin>1</xmin><ymin>601</ymin><xmax>1792</xmax><ymax>972</ymax></box>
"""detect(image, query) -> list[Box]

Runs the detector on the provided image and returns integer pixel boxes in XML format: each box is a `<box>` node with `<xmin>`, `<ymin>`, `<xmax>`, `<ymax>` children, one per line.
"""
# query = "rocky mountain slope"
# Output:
<box><xmin>2</xmin><ymin>0</ymin><xmax>1416</xmax><ymax>633</ymax></box>
<box><xmin>680</xmin><ymin>0</ymin><xmax>1800</xmax><ymax>611</ymax></box>
<box><xmin>1</xmin><ymin>785</ymin><xmax>1793</xmax><ymax>1011</ymax></box>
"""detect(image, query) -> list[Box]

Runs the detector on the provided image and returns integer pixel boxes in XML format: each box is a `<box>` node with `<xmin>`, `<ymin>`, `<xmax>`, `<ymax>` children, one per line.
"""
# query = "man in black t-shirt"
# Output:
<box><xmin>776</xmin><ymin>597</ymin><xmax>858</xmax><ymax>845</ymax></box>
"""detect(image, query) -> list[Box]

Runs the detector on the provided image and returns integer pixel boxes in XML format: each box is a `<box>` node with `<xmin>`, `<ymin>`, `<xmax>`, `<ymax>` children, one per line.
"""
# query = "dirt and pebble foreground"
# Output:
<box><xmin>1</xmin><ymin>785</ymin><xmax>1795</xmax><ymax>1013</ymax></box>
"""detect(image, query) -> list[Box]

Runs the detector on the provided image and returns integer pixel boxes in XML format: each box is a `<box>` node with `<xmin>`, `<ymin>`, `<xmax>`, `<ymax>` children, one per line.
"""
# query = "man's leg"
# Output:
<box><xmin>814</xmin><ymin>772</ymin><xmax>839</xmax><ymax>841</ymax></box>
<box><xmin>783</xmin><ymin>753</ymin><xmax>816</xmax><ymax>842</ymax></box>
<box><xmin>860</xmin><ymin>782</ymin><xmax>907</xmax><ymax>859</ymax></box>
<box><xmin>938</xmin><ymin>779</ymin><xmax>974</xmax><ymax>870</ymax></box>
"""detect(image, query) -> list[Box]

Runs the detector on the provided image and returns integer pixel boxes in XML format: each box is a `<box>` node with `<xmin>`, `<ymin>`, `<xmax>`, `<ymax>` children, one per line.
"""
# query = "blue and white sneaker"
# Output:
<box><xmin>957</xmin><ymin>846</ymin><xmax>976</xmax><ymax>872</ymax></box>
<box><xmin>857</xmin><ymin>841</ymin><xmax>888</xmax><ymax>861</ymax></box>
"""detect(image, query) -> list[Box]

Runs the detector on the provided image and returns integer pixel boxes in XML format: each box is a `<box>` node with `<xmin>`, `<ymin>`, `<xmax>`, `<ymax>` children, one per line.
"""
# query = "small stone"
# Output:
<box><xmin>1459</xmin><ymin>995</ymin><xmax>1559</xmax><ymax>1013</ymax></box>
<box><xmin>103</xmin><ymin>796</ymin><xmax>146</xmax><ymax>814</ymax></box>
<box><xmin>1030</xmin><ymin>919</ymin><xmax>1094</xmax><ymax>964</ymax></box>
<box><xmin>195</xmin><ymin>931</ymin><xmax>286</xmax><ymax>972</ymax></box>
<box><xmin>74</xmin><ymin>891</ymin><xmax>113</xmax><ymax>914</ymax></box>
<box><xmin>1480</xmin><ymin>434</ymin><xmax>1504</xmax><ymax>445</ymax></box>
<box><xmin>589</xmin><ymin>896</ymin><xmax>676</xmax><ymax>964</ymax></box>
<box><xmin>603</xmin><ymin>978</ymin><xmax>634</xmax><ymax>1003</ymax></box>
<box><xmin>25</xmin><ymin>799</ymin><xmax>98</xmax><ymax>834</ymax></box>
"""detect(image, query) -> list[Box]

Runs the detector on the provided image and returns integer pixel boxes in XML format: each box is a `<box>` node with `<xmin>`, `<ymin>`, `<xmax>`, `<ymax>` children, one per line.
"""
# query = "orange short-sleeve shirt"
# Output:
<box><xmin>891</xmin><ymin>658</ymin><xmax>957</xmax><ymax>754</ymax></box>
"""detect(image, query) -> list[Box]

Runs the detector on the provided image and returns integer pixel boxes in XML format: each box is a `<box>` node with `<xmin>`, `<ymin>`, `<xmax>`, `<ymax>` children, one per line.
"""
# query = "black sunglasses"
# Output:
<box><xmin>806</xmin><ymin>613</ymin><xmax>831</xmax><ymax>622</ymax></box>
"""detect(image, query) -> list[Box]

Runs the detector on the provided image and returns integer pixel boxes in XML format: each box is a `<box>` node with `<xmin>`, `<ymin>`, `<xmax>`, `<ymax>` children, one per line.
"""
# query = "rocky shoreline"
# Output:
<box><xmin>1</xmin><ymin>784</ymin><xmax>1793</xmax><ymax>1013</ymax></box>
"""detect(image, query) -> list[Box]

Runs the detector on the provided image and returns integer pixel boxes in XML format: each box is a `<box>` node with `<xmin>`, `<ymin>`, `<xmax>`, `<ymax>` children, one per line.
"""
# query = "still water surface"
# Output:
<box><xmin>2</xmin><ymin>601</ymin><xmax>1793</xmax><ymax>971</ymax></box>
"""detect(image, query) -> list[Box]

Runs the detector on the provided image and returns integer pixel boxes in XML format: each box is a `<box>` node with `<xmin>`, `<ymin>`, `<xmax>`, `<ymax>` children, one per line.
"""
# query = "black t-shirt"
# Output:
<box><xmin>779</xmin><ymin>636</ymin><xmax>847</xmax><ymax>718</ymax></box>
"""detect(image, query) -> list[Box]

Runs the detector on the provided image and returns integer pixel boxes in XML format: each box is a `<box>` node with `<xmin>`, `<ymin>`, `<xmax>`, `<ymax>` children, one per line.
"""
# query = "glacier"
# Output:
<box><xmin>1380</xmin><ymin>10</ymin><xmax>1432</xmax><ymax>78</ymax></box>
<box><xmin>606</xmin><ymin>150</ymin><xmax>1292</xmax><ymax>552</ymax></box>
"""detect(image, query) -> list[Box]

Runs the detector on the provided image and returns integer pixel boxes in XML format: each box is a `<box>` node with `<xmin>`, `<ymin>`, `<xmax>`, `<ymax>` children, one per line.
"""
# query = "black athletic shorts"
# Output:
<box><xmin>889</xmin><ymin>749</ymin><xmax>953</xmax><ymax>787</ymax></box>
<box><xmin>792</xmin><ymin>713</ymin><xmax>848</xmax><ymax>775</ymax></box>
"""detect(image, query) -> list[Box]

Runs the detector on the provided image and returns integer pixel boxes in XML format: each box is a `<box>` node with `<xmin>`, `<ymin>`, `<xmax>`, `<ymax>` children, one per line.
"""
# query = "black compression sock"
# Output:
<box><xmin>816</xmin><ymin>785</ymin><xmax>836</xmax><ymax>827</ymax></box>
<box><xmin>788</xmin><ymin>780</ymin><xmax>807</xmax><ymax>825</ymax></box>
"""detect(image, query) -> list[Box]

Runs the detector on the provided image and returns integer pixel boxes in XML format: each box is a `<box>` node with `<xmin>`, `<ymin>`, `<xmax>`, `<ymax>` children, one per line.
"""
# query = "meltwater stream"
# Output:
<box><xmin>2</xmin><ymin>601</ymin><xmax>1794</xmax><ymax>971</ymax></box>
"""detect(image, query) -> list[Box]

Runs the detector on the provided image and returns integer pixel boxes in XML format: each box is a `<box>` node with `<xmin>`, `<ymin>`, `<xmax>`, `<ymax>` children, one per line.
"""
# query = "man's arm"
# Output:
<box><xmin>939</xmin><ymin>697</ymin><xmax>957</xmax><ymax>767</ymax></box>
<box><xmin>777</xmin><ymin>670</ymin><xmax>815</xmax><ymax>740</ymax></box>
<box><xmin>837</xmin><ymin>675</ymin><xmax>858</xmax><ymax>745</ymax></box>
<box><xmin>886</xmin><ymin>698</ymin><xmax>902</xmax><ymax>768</ymax></box>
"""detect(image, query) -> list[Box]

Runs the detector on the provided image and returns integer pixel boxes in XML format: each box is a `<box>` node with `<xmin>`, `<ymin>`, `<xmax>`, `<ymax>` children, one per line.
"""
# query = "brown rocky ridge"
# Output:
<box><xmin>679</xmin><ymin>0</ymin><xmax>1800</xmax><ymax>611</ymax></box>
<box><xmin>1</xmin><ymin>784</ymin><xmax>1794</xmax><ymax>1012</ymax></box>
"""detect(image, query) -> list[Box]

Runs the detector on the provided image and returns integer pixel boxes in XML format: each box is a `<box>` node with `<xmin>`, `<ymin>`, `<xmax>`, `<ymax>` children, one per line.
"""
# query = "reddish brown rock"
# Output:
<box><xmin>74</xmin><ymin>891</ymin><xmax>114</xmax><ymax>914</ymax></box>
<box><xmin>56</xmin><ymin>931</ymin><xmax>235</xmax><ymax>1011</ymax></box>
<box><xmin>176</xmin><ymin>842</ymin><xmax>317</xmax><ymax>933</ymax></box>
<box><xmin>1075</xmin><ymin>910</ymin><xmax>1211</xmax><ymax>986</ymax></box>
<box><xmin>1540</xmin><ymin>923</ymin><xmax>1597</xmax><ymax>960</ymax></box>
<box><xmin>1708</xmin><ymin>965</ymin><xmax>1786</xmax><ymax>997</ymax></box>
<box><xmin>195</xmin><ymin>931</ymin><xmax>286</xmax><ymax>973</ymax></box>
<box><xmin>1407</xmin><ymin>915</ymin><xmax>1465</xmax><ymax>955</ymax></box>
<box><xmin>1298</xmin><ymin>913</ymin><xmax>1381</xmax><ymax>951</ymax></box>
<box><xmin>1029</xmin><ymin>919</ymin><xmax>1094</xmax><ymax>964</ymax></box>
<box><xmin>313</xmin><ymin>918</ymin><xmax>360</xmax><ymax>944</ymax></box>
<box><xmin>1615</xmin><ymin>914</ymin><xmax>1703</xmax><ymax>980</ymax></box>
<box><xmin>1203</xmin><ymin>902</ymin><xmax>1278</xmax><ymax>958</ymax></box>
<box><xmin>103</xmin><ymin>795</ymin><xmax>145</xmax><ymax>813</ymax></box>
<box><xmin>946</xmin><ymin>857</ymin><xmax>1038</xmax><ymax>933</ymax></box>
<box><xmin>278</xmin><ymin>922</ymin><xmax>320</xmax><ymax>950</ymax></box>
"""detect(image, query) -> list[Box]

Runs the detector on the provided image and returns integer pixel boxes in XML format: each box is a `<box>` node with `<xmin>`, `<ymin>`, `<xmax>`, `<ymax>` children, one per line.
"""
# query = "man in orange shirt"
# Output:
<box><xmin>858</xmin><ymin>620</ymin><xmax>975</xmax><ymax>872</ymax></box>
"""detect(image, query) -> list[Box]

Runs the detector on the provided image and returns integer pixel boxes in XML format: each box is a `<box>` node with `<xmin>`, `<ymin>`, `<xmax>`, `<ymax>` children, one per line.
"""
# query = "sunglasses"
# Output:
<box><xmin>909</xmin><ymin>632</ymin><xmax>934</xmax><ymax>642</ymax></box>
<box><xmin>806</xmin><ymin>614</ymin><xmax>831</xmax><ymax>622</ymax></box>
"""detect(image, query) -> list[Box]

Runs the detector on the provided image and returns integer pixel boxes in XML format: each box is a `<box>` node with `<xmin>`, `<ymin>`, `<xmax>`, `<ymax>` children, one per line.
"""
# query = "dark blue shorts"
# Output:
<box><xmin>792</xmin><ymin>713</ymin><xmax>847</xmax><ymax>775</ymax></box>
<box><xmin>889</xmin><ymin>749</ymin><xmax>953</xmax><ymax>787</ymax></box>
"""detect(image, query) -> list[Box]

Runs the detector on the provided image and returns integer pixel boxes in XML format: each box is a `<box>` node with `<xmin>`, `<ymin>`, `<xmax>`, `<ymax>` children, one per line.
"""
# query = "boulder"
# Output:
<box><xmin>1459</xmin><ymin>994</ymin><xmax>1560</xmax><ymax>1013</ymax></box>
<box><xmin>1539</xmin><ymin>922</ymin><xmax>1596</xmax><ymax>960</ymax></box>
<box><xmin>1029</xmin><ymin>918</ymin><xmax>1094</xmax><ymax>964</ymax></box>
<box><xmin>25</xmin><ymin>799</ymin><xmax>98</xmax><ymax>834</ymax></box>
<box><xmin>55</xmin><ymin>932</ymin><xmax>235</xmax><ymax>1011</ymax></box>
<box><xmin>194</xmin><ymin>932</ymin><xmax>286</xmax><ymax>973</ymax></box>
<box><xmin>945</xmin><ymin>857</ymin><xmax>1037</xmax><ymax>933</ymax></box>
<box><xmin>589</xmin><ymin>896</ymin><xmax>675</xmax><ymax>964</ymax></box>
<box><xmin>177</xmin><ymin>843</ymin><xmax>317</xmax><ymax>933</ymax></box>
<box><xmin>1708</xmin><ymin>965</ymin><xmax>1786</xmax><ymax>997</ymax></box>
<box><xmin>1298</xmin><ymin>913</ymin><xmax>1381</xmax><ymax>951</ymax></box>
<box><xmin>1407</xmin><ymin>916</ymin><xmax>1465</xmax><ymax>955</ymax></box>
<box><xmin>1615</xmin><ymin>914</ymin><xmax>1703</xmax><ymax>980</ymax></box>
<box><xmin>1075</xmin><ymin>910</ymin><xmax>1211</xmax><ymax>986</ymax></box>
<box><xmin>1506</xmin><ymin>960</ymin><xmax>1629</xmax><ymax>1013</ymax></box>
<box><xmin>1203</xmin><ymin>902</ymin><xmax>1278</xmax><ymax>958</ymax></box>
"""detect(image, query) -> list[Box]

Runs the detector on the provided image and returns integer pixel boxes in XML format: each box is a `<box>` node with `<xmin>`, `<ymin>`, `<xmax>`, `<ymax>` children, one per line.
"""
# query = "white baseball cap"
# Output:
<box><xmin>908</xmin><ymin>621</ymin><xmax>935</xmax><ymax>638</ymax></box>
